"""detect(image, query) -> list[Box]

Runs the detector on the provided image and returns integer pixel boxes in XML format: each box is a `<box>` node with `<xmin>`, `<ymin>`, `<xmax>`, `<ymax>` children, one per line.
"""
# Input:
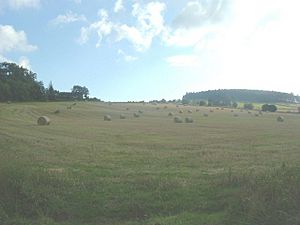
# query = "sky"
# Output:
<box><xmin>0</xmin><ymin>0</ymin><xmax>300</xmax><ymax>101</ymax></box>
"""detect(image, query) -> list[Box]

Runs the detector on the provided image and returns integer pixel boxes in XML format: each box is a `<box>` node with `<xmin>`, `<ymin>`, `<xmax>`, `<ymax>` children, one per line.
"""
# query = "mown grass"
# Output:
<box><xmin>0</xmin><ymin>102</ymin><xmax>300</xmax><ymax>225</ymax></box>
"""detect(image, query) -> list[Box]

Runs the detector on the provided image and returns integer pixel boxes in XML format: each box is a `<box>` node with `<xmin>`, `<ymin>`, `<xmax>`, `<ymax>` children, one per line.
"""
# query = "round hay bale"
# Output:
<box><xmin>179</xmin><ymin>110</ymin><xmax>183</xmax><ymax>114</ymax></box>
<box><xmin>203</xmin><ymin>113</ymin><xmax>209</xmax><ymax>117</ymax></box>
<box><xmin>277</xmin><ymin>116</ymin><xmax>284</xmax><ymax>122</ymax></box>
<box><xmin>134</xmin><ymin>113</ymin><xmax>140</xmax><ymax>118</ymax></box>
<box><xmin>174</xmin><ymin>116</ymin><xmax>183</xmax><ymax>123</ymax></box>
<box><xmin>54</xmin><ymin>109</ymin><xmax>60</xmax><ymax>114</ymax></box>
<box><xmin>120</xmin><ymin>114</ymin><xmax>126</xmax><ymax>119</ymax></box>
<box><xmin>168</xmin><ymin>112</ymin><xmax>174</xmax><ymax>117</ymax></box>
<box><xmin>185</xmin><ymin>117</ymin><xmax>194</xmax><ymax>123</ymax></box>
<box><xmin>104</xmin><ymin>115</ymin><xmax>112</xmax><ymax>121</ymax></box>
<box><xmin>37</xmin><ymin>116</ymin><xmax>50</xmax><ymax>125</ymax></box>
<box><xmin>231</xmin><ymin>110</ymin><xmax>234</xmax><ymax>113</ymax></box>
<box><xmin>188</xmin><ymin>110</ymin><xmax>192</xmax><ymax>113</ymax></box>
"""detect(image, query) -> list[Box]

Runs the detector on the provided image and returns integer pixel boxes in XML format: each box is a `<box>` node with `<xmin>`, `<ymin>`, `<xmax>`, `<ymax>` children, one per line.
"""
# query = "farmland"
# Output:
<box><xmin>0</xmin><ymin>102</ymin><xmax>300</xmax><ymax>225</ymax></box>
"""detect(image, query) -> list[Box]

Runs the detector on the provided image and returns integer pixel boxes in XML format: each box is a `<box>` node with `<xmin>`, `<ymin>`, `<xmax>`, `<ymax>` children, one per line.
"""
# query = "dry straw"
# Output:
<box><xmin>185</xmin><ymin>117</ymin><xmax>194</xmax><ymax>123</ymax></box>
<box><xmin>174</xmin><ymin>116</ymin><xmax>183</xmax><ymax>123</ymax></box>
<box><xmin>37</xmin><ymin>116</ymin><xmax>50</xmax><ymax>125</ymax></box>
<box><xmin>104</xmin><ymin>115</ymin><xmax>112</xmax><ymax>121</ymax></box>
<box><xmin>277</xmin><ymin>116</ymin><xmax>284</xmax><ymax>122</ymax></box>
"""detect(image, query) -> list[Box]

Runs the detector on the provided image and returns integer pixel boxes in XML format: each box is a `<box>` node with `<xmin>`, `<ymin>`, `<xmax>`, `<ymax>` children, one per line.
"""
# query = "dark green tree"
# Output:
<box><xmin>262</xmin><ymin>104</ymin><xmax>277</xmax><ymax>112</ymax></box>
<box><xmin>71</xmin><ymin>85</ymin><xmax>89</xmax><ymax>100</ymax></box>
<box><xmin>47</xmin><ymin>81</ymin><xmax>56</xmax><ymax>101</ymax></box>
<box><xmin>244</xmin><ymin>103</ymin><xmax>254</xmax><ymax>110</ymax></box>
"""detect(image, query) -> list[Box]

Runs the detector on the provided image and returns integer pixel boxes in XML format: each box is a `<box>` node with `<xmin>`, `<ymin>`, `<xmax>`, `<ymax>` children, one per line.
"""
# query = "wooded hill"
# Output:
<box><xmin>183</xmin><ymin>89</ymin><xmax>299</xmax><ymax>106</ymax></box>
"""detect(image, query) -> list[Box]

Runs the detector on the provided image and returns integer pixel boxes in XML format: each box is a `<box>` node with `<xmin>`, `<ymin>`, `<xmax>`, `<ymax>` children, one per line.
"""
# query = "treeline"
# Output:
<box><xmin>183</xmin><ymin>89</ymin><xmax>299</xmax><ymax>106</ymax></box>
<box><xmin>0</xmin><ymin>62</ymin><xmax>99</xmax><ymax>102</ymax></box>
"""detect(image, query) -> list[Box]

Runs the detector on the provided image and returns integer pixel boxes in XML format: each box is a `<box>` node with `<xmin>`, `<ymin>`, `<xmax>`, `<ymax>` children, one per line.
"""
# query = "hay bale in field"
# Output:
<box><xmin>233</xmin><ymin>114</ymin><xmax>239</xmax><ymax>117</ymax></box>
<box><xmin>196</xmin><ymin>109</ymin><xmax>200</xmax><ymax>112</ymax></box>
<box><xmin>179</xmin><ymin>110</ymin><xmax>183</xmax><ymax>114</ymax></box>
<box><xmin>7</xmin><ymin>101</ymin><xmax>11</xmax><ymax>104</ymax></box>
<box><xmin>120</xmin><ymin>114</ymin><xmax>126</xmax><ymax>119</ymax></box>
<box><xmin>104</xmin><ymin>115</ymin><xmax>112</xmax><ymax>121</ymax></box>
<box><xmin>168</xmin><ymin>112</ymin><xmax>174</xmax><ymax>117</ymax></box>
<box><xmin>221</xmin><ymin>108</ymin><xmax>224</xmax><ymax>110</ymax></box>
<box><xmin>216</xmin><ymin>107</ymin><xmax>220</xmax><ymax>110</ymax></box>
<box><xmin>277</xmin><ymin>116</ymin><xmax>284</xmax><ymax>122</ymax></box>
<box><xmin>164</xmin><ymin>106</ymin><xmax>168</xmax><ymax>109</ymax></box>
<box><xmin>210</xmin><ymin>109</ymin><xmax>214</xmax><ymax>113</ymax></box>
<box><xmin>54</xmin><ymin>109</ymin><xmax>60</xmax><ymax>114</ymax></box>
<box><xmin>231</xmin><ymin>110</ymin><xmax>234</xmax><ymax>113</ymax></box>
<box><xmin>174</xmin><ymin>116</ymin><xmax>183</xmax><ymax>123</ymax></box>
<box><xmin>37</xmin><ymin>116</ymin><xmax>50</xmax><ymax>125</ymax></box>
<box><xmin>185</xmin><ymin>117</ymin><xmax>194</xmax><ymax>123</ymax></box>
<box><xmin>203</xmin><ymin>113</ymin><xmax>209</xmax><ymax>117</ymax></box>
<box><xmin>188</xmin><ymin>110</ymin><xmax>192</xmax><ymax>113</ymax></box>
<box><xmin>134</xmin><ymin>113</ymin><xmax>140</xmax><ymax>118</ymax></box>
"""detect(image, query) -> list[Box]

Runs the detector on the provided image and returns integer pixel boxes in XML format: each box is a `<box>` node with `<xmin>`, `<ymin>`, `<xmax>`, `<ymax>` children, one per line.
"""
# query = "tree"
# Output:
<box><xmin>244</xmin><ymin>103</ymin><xmax>254</xmax><ymax>110</ymax></box>
<box><xmin>232</xmin><ymin>102</ymin><xmax>238</xmax><ymax>108</ymax></box>
<box><xmin>71</xmin><ymin>85</ymin><xmax>89</xmax><ymax>100</ymax></box>
<box><xmin>199</xmin><ymin>100</ymin><xmax>207</xmax><ymax>106</ymax></box>
<box><xmin>47</xmin><ymin>81</ymin><xmax>56</xmax><ymax>101</ymax></box>
<box><xmin>262</xmin><ymin>104</ymin><xmax>277</xmax><ymax>112</ymax></box>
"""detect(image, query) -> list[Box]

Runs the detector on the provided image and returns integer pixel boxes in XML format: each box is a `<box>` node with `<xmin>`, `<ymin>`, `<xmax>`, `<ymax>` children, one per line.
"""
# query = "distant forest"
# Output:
<box><xmin>0</xmin><ymin>62</ymin><xmax>98</xmax><ymax>102</ymax></box>
<box><xmin>183</xmin><ymin>89</ymin><xmax>299</xmax><ymax>106</ymax></box>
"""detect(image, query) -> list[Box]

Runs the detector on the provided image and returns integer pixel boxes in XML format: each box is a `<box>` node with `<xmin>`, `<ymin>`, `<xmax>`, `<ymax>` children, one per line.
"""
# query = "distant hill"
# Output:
<box><xmin>182</xmin><ymin>89</ymin><xmax>299</xmax><ymax>106</ymax></box>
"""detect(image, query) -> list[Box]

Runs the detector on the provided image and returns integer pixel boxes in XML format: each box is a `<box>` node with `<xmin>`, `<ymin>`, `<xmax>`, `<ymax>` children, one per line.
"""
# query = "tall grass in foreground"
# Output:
<box><xmin>1</xmin><ymin>159</ymin><xmax>299</xmax><ymax>225</ymax></box>
<box><xmin>223</xmin><ymin>165</ymin><xmax>300</xmax><ymax>225</ymax></box>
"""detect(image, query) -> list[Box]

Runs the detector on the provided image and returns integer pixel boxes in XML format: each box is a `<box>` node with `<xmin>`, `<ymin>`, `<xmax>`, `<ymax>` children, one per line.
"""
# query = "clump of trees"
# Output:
<box><xmin>0</xmin><ymin>62</ymin><xmax>95</xmax><ymax>102</ymax></box>
<box><xmin>244</xmin><ymin>103</ymin><xmax>254</xmax><ymax>110</ymax></box>
<box><xmin>0</xmin><ymin>62</ymin><xmax>46</xmax><ymax>101</ymax></box>
<box><xmin>262</xmin><ymin>104</ymin><xmax>277</xmax><ymax>112</ymax></box>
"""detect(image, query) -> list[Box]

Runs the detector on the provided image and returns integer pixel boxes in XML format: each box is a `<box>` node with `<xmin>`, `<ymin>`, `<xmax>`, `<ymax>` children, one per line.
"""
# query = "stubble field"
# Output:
<box><xmin>0</xmin><ymin>102</ymin><xmax>299</xmax><ymax>225</ymax></box>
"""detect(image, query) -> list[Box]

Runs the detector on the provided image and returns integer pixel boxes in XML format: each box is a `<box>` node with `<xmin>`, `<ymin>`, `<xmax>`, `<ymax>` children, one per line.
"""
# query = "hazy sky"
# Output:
<box><xmin>0</xmin><ymin>0</ymin><xmax>299</xmax><ymax>101</ymax></box>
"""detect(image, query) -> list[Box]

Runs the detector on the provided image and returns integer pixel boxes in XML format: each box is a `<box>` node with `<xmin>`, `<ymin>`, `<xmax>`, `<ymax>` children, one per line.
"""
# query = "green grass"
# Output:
<box><xmin>0</xmin><ymin>102</ymin><xmax>300</xmax><ymax>225</ymax></box>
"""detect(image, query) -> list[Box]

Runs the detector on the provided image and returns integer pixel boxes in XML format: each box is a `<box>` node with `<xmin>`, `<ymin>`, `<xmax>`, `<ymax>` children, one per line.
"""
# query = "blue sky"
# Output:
<box><xmin>1</xmin><ymin>0</ymin><xmax>300</xmax><ymax>101</ymax></box>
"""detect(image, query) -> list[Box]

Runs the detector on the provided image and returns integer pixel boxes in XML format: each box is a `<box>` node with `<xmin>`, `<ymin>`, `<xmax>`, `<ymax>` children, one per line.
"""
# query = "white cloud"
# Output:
<box><xmin>0</xmin><ymin>25</ymin><xmax>37</xmax><ymax>53</ymax></box>
<box><xmin>166</xmin><ymin>54</ymin><xmax>200</xmax><ymax>67</ymax></box>
<box><xmin>50</xmin><ymin>11</ymin><xmax>87</xmax><ymax>26</ymax></box>
<box><xmin>79</xmin><ymin>2</ymin><xmax>166</xmax><ymax>51</ymax></box>
<box><xmin>8</xmin><ymin>0</ymin><xmax>40</xmax><ymax>9</ymax></box>
<box><xmin>114</xmin><ymin>0</ymin><xmax>124</xmax><ymax>13</ymax></box>
<box><xmin>18</xmin><ymin>56</ymin><xmax>31</xmax><ymax>69</ymax></box>
<box><xmin>118</xmin><ymin>49</ymin><xmax>137</xmax><ymax>62</ymax></box>
<box><xmin>78</xmin><ymin>9</ymin><xmax>113</xmax><ymax>47</ymax></box>
<box><xmin>165</xmin><ymin>0</ymin><xmax>300</xmax><ymax>94</ymax></box>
